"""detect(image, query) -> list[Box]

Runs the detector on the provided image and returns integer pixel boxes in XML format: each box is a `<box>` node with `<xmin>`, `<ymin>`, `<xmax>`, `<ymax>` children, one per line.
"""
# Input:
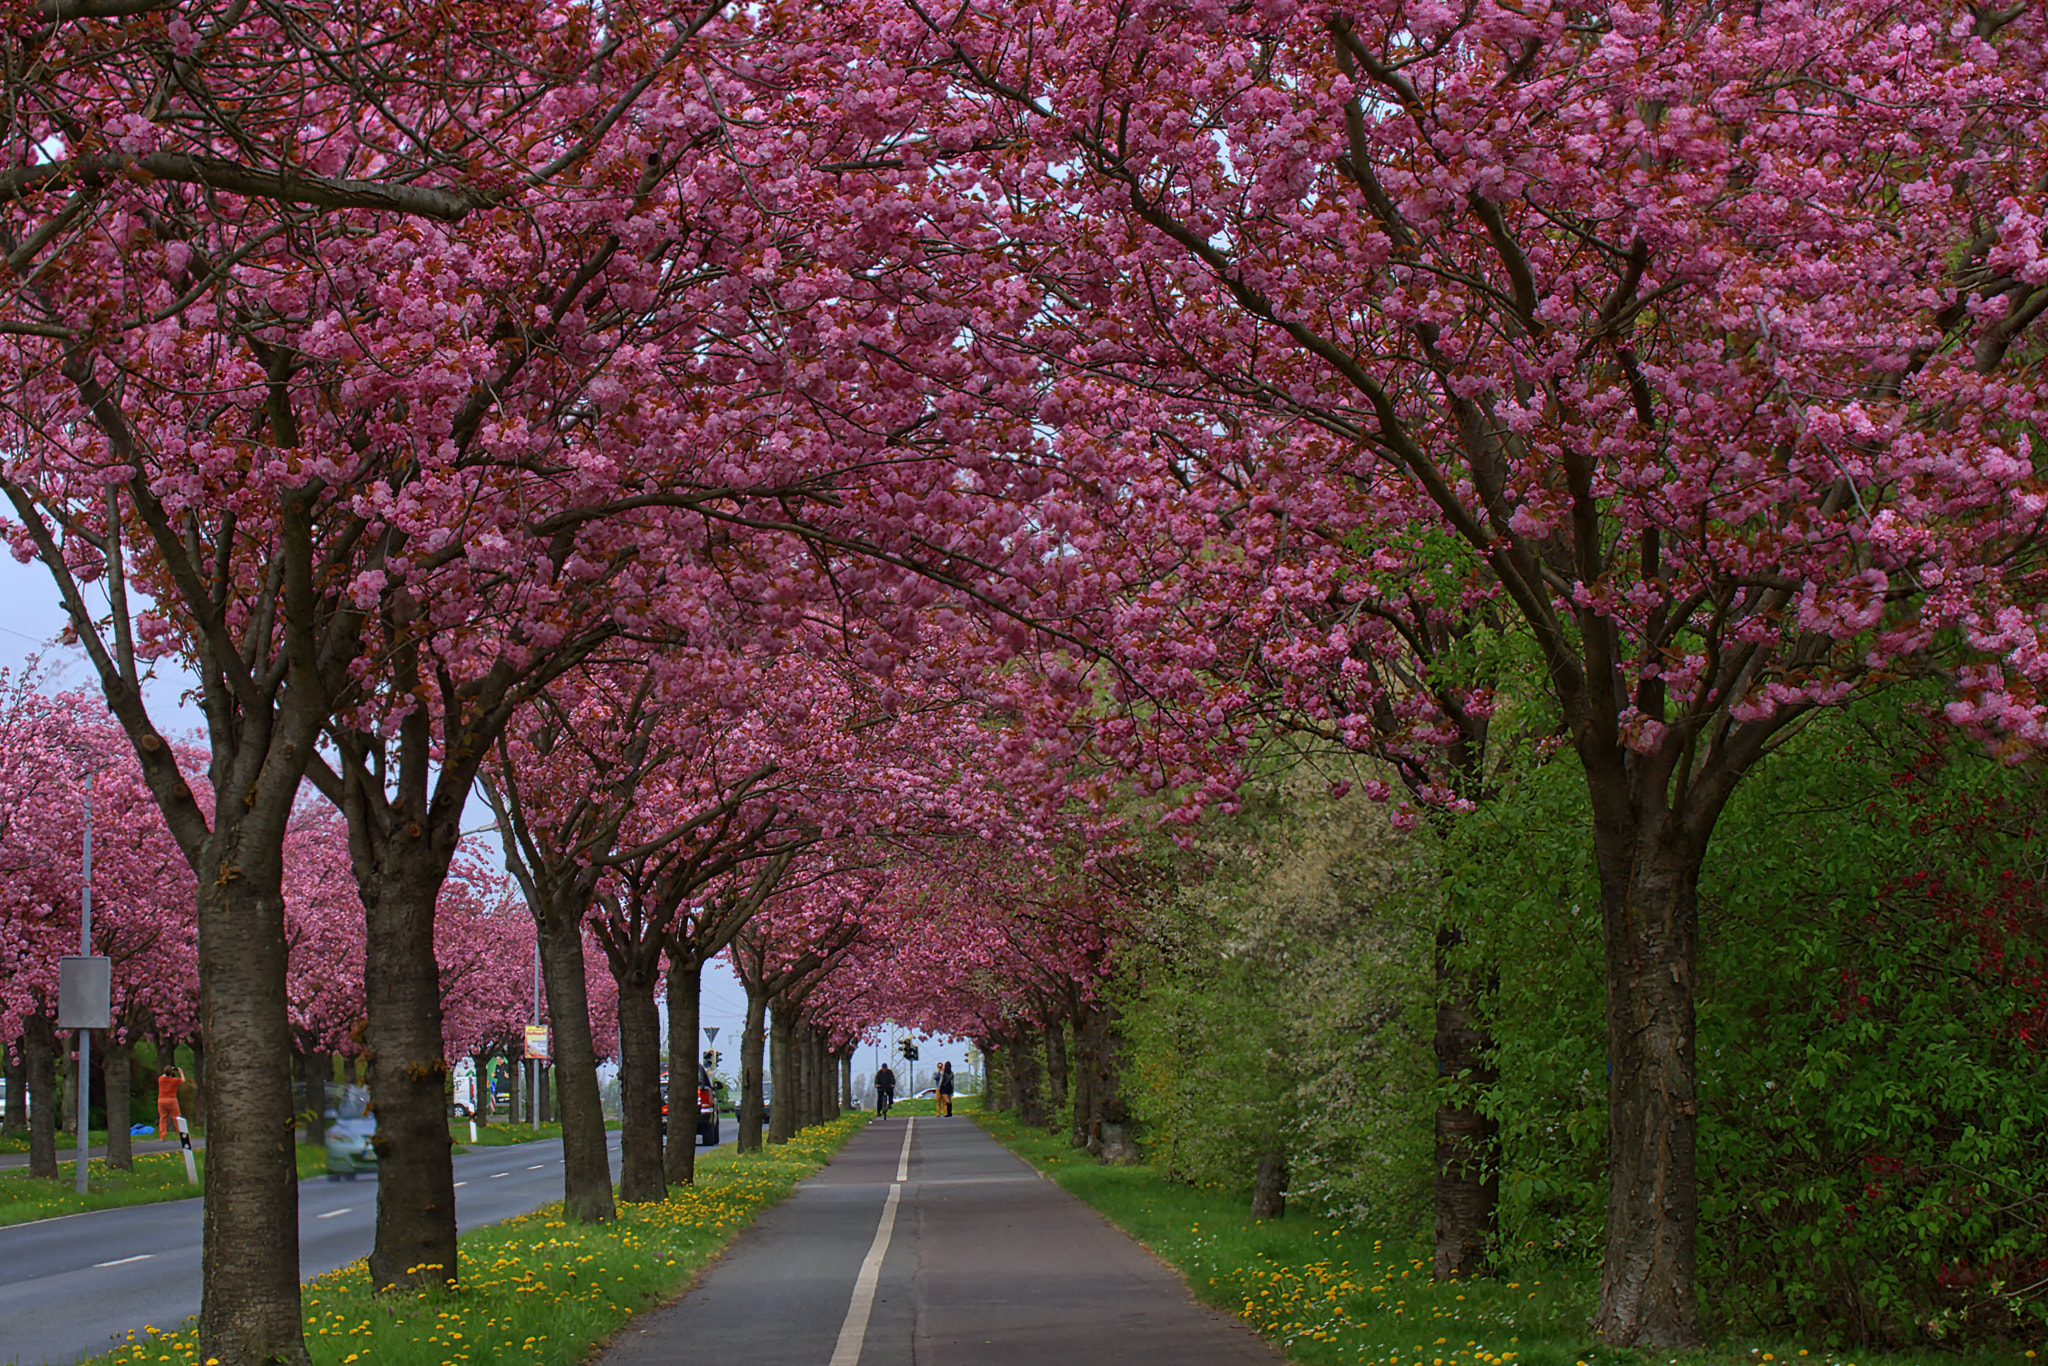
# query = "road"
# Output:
<box><xmin>597</xmin><ymin>1116</ymin><xmax>1280</xmax><ymax>1366</ymax></box>
<box><xmin>0</xmin><ymin>1126</ymin><xmax>728</xmax><ymax>1366</ymax></box>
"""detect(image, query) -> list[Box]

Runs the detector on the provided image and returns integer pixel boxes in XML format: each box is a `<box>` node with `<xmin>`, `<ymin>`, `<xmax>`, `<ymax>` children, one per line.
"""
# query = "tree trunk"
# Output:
<box><xmin>737</xmin><ymin>989</ymin><xmax>767</xmax><ymax>1153</ymax></box>
<box><xmin>1591</xmin><ymin>823</ymin><xmax>1704</xmax><ymax>1347</ymax></box>
<box><xmin>186</xmin><ymin>1035</ymin><xmax>207</xmax><ymax>1129</ymax></box>
<box><xmin>24</xmin><ymin>1014</ymin><xmax>58</xmax><ymax>1180</ymax></box>
<box><xmin>840</xmin><ymin>1051</ymin><xmax>853</xmax><ymax>1114</ymax></box>
<box><xmin>360</xmin><ymin>863</ymin><xmax>458</xmax><ymax>1294</ymax></box>
<box><xmin>194</xmin><ymin>846</ymin><xmax>308</xmax><ymax>1366</ymax></box>
<box><xmin>806</xmin><ymin>1031</ymin><xmax>826</xmax><ymax>1128</ymax></box>
<box><xmin>1076</xmin><ymin>1005</ymin><xmax>1136</xmax><ymax>1163</ymax></box>
<box><xmin>808</xmin><ymin>1032</ymin><xmax>824</xmax><ymax>1125</ymax></box>
<box><xmin>537</xmin><ymin>910</ymin><xmax>614</xmax><ymax>1223</ymax></box>
<box><xmin>1435</xmin><ymin>926</ymin><xmax>1499</xmax><ymax>1280</ymax></box>
<box><xmin>664</xmin><ymin>956</ymin><xmax>702</xmax><ymax>1186</ymax></box>
<box><xmin>302</xmin><ymin>1051</ymin><xmax>330</xmax><ymax>1146</ymax></box>
<box><xmin>767</xmin><ymin>1006</ymin><xmax>795</xmax><ymax>1144</ymax></box>
<box><xmin>1250</xmin><ymin>1147</ymin><xmax>1288</xmax><ymax>1220</ymax></box>
<box><xmin>1068</xmin><ymin>1023</ymin><xmax>1097</xmax><ymax>1149</ymax></box>
<box><xmin>105</xmin><ymin>1038</ymin><xmax>134</xmax><ymax>1169</ymax></box>
<box><xmin>2</xmin><ymin>1041</ymin><xmax>24</xmax><ymax>1135</ymax></box>
<box><xmin>791</xmin><ymin>1025</ymin><xmax>811</xmax><ymax>1131</ymax></box>
<box><xmin>59</xmin><ymin>1039</ymin><xmax>75</xmax><ymax>1136</ymax></box>
<box><xmin>505</xmin><ymin>1050</ymin><xmax>521</xmax><ymax>1129</ymax></box>
<box><xmin>1012</xmin><ymin>1031</ymin><xmax>1047</xmax><ymax>1129</ymax></box>
<box><xmin>1044</xmin><ymin>1021</ymin><xmax>1069</xmax><ymax>1118</ymax></box>
<box><xmin>980</xmin><ymin>1041</ymin><xmax>1001</xmax><ymax>1117</ymax></box>
<box><xmin>615</xmin><ymin>970</ymin><xmax>665</xmax><ymax>1203</ymax></box>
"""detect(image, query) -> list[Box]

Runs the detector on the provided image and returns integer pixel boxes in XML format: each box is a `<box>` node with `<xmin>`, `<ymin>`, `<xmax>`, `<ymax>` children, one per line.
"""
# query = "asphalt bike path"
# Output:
<box><xmin>598</xmin><ymin>1115</ymin><xmax>1280</xmax><ymax>1366</ymax></box>
<box><xmin>0</xmin><ymin>1129</ymin><xmax>658</xmax><ymax>1366</ymax></box>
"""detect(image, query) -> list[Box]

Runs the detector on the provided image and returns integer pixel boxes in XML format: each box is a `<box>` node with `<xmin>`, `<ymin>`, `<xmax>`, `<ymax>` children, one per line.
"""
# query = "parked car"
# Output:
<box><xmin>659</xmin><ymin>1064</ymin><xmax>720</xmax><ymax>1146</ymax></box>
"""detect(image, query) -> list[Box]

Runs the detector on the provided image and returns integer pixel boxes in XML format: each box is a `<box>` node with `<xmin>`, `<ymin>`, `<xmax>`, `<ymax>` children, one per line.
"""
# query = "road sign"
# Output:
<box><xmin>523</xmin><ymin>1024</ymin><xmax>552</xmax><ymax>1061</ymax></box>
<box><xmin>57</xmin><ymin>957</ymin><xmax>112</xmax><ymax>1030</ymax></box>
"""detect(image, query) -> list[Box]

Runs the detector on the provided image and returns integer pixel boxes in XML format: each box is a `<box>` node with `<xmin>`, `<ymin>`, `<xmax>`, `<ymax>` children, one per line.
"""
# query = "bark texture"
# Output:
<box><xmin>1250</xmin><ymin>1147</ymin><xmax>1288</xmax><ymax>1220</ymax></box>
<box><xmin>105</xmin><ymin>1038</ymin><xmax>133</xmax><ymax>1169</ymax></box>
<box><xmin>1592</xmin><ymin>826</ymin><xmax>1703</xmax><ymax>1346</ymax></box>
<box><xmin>663</xmin><ymin>957</ymin><xmax>701</xmax><ymax>1187</ymax></box>
<box><xmin>537</xmin><ymin>910</ymin><xmax>615</xmax><ymax>1223</ymax></box>
<box><xmin>2</xmin><ymin>1043</ymin><xmax>24</xmax><ymax>1134</ymax></box>
<box><xmin>766</xmin><ymin>1005</ymin><xmax>795</xmax><ymax>1144</ymax></box>
<box><xmin>1043</xmin><ymin>1021</ymin><xmax>1069</xmax><ymax>1119</ymax></box>
<box><xmin>1434</xmin><ymin>926</ymin><xmax>1499</xmax><ymax>1280</ymax></box>
<box><xmin>615</xmin><ymin>976</ymin><xmax>665</xmax><ymax>1202</ymax></box>
<box><xmin>361</xmin><ymin>861</ymin><xmax>457</xmax><ymax>1292</ymax></box>
<box><xmin>301</xmin><ymin>1051</ymin><xmax>330</xmax><ymax>1146</ymax></box>
<box><xmin>195</xmin><ymin>856</ymin><xmax>308</xmax><ymax>1366</ymax></box>
<box><xmin>737</xmin><ymin>990</ymin><xmax>766</xmax><ymax>1154</ymax></box>
<box><xmin>24</xmin><ymin>1014</ymin><xmax>58</xmax><ymax>1179</ymax></box>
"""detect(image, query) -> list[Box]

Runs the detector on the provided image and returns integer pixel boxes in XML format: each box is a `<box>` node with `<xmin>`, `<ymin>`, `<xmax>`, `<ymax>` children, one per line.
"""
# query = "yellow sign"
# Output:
<box><xmin>523</xmin><ymin>1024</ymin><xmax>551</xmax><ymax>1060</ymax></box>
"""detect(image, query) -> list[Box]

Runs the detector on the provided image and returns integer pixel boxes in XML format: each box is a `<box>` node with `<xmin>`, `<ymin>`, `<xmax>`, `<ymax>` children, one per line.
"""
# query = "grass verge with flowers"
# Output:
<box><xmin>80</xmin><ymin>1110</ymin><xmax>867</xmax><ymax>1366</ymax></box>
<box><xmin>974</xmin><ymin>1111</ymin><xmax>2038</xmax><ymax>1366</ymax></box>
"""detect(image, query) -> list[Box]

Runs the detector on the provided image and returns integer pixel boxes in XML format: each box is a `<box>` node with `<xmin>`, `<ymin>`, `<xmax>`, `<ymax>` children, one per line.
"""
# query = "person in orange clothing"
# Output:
<box><xmin>156</xmin><ymin>1065</ymin><xmax>184</xmax><ymax>1140</ymax></box>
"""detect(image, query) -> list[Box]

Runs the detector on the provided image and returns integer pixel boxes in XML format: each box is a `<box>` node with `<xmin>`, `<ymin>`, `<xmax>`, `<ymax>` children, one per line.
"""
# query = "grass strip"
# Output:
<box><xmin>973</xmin><ymin>1111</ymin><xmax>2037</xmax><ymax>1366</ymax></box>
<box><xmin>82</xmin><ymin>1111</ymin><xmax>869</xmax><ymax>1366</ymax></box>
<box><xmin>449</xmin><ymin>1119</ymin><xmax>621</xmax><ymax>1149</ymax></box>
<box><xmin>0</xmin><ymin>1145</ymin><xmax>331</xmax><ymax>1228</ymax></box>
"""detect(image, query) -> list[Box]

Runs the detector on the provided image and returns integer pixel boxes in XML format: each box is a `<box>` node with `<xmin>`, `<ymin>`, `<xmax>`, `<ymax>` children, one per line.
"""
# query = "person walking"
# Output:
<box><xmin>873</xmin><ymin>1062</ymin><xmax>897</xmax><ymax>1119</ymax></box>
<box><xmin>156</xmin><ymin>1065</ymin><xmax>183</xmax><ymax>1140</ymax></box>
<box><xmin>936</xmin><ymin>1061</ymin><xmax>955</xmax><ymax>1117</ymax></box>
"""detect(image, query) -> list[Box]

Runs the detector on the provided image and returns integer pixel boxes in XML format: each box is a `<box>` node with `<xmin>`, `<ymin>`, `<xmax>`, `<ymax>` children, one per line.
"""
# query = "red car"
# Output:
<box><xmin>659</xmin><ymin>1064</ymin><xmax>721</xmax><ymax>1146</ymax></box>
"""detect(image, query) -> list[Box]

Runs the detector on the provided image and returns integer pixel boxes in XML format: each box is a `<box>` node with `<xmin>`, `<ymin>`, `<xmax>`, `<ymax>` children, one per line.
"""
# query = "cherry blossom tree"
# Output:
<box><xmin>0</xmin><ymin>675</ymin><xmax>199</xmax><ymax>1176</ymax></box>
<box><xmin>3</xmin><ymin>3</ymin><xmax>797</xmax><ymax>1350</ymax></box>
<box><xmin>849</xmin><ymin>0</ymin><xmax>2048</xmax><ymax>1341</ymax></box>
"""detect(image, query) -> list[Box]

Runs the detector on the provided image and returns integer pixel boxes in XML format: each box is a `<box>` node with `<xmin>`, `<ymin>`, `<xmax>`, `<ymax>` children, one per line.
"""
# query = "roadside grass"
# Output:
<box><xmin>80</xmin><ymin>1111</ymin><xmax>869</xmax><ymax>1366</ymax></box>
<box><xmin>2</xmin><ymin>1127</ymin><xmax>118</xmax><ymax>1155</ymax></box>
<box><xmin>0</xmin><ymin>1145</ymin><xmax>330</xmax><ymax>1228</ymax></box>
<box><xmin>877</xmin><ymin>1096</ymin><xmax>940</xmax><ymax>1118</ymax></box>
<box><xmin>450</xmin><ymin>1118</ymin><xmax>621</xmax><ymax>1149</ymax></box>
<box><xmin>974</xmin><ymin>1112</ymin><xmax>2039</xmax><ymax>1366</ymax></box>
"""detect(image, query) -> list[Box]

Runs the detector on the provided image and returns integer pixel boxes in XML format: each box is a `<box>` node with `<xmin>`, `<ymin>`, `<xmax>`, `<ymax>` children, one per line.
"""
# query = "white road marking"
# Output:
<box><xmin>453</xmin><ymin>1181</ymin><xmax>468</xmax><ymax>1187</ymax></box>
<box><xmin>527</xmin><ymin>1164</ymin><xmax>545</xmax><ymax>1170</ymax></box>
<box><xmin>830</xmin><ymin>1145</ymin><xmax>909</xmax><ymax>1366</ymax></box>
<box><xmin>490</xmin><ymin>1172</ymin><xmax>509</xmax><ymax>1179</ymax></box>
<box><xmin>94</xmin><ymin>1254</ymin><xmax>152</xmax><ymax>1268</ymax></box>
<box><xmin>828</xmin><ymin>1118</ymin><xmax>917</xmax><ymax>1364</ymax></box>
<box><xmin>316</xmin><ymin>1208</ymin><xmax>350</xmax><ymax>1219</ymax></box>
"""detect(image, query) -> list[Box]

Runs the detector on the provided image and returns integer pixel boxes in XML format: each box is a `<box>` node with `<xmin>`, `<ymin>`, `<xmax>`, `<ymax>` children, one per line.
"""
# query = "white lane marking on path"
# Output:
<box><xmin>527</xmin><ymin>1164</ymin><xmax>545</xmax><ymax>1170</ymax></box>
<box><xmin>317</xmin><ymin>1208</ymin><xmax>350</xmax><ymax>1219</ymax></box>
<box><xmin>831</xmin><ymin>1119</ymin><xmax>913</xmax><ymax>1366</ymax></box>
<box><xmin>490</xmin><ymin>1172</ymin><xmax>509</xmax><ymax>1179</ymax></box>
<box><xmin>454</xmin><ymin>1181</ymin><xmax>468</xmax><ymax>1187</ymax></box>
<box><xmin>94</xmin><ymin>1254</ymin><xmax>152</xmax><ymax>1268</ymax></box>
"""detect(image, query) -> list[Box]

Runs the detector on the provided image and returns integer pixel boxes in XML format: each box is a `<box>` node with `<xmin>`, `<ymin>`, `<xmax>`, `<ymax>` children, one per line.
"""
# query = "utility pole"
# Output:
<box><xmin>74</xmin><ymin>770</ymin><xmax>93</xmax><ymax>1195</ymax></box>
<box><xmin>530</xmin><ymin>942</ymin><xmax>542</xmax><ymax>1133</ymax></box>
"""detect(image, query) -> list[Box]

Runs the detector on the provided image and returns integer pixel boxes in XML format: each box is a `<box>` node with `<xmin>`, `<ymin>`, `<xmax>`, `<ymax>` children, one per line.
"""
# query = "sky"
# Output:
<box><xmin>0</xmin><ymin>553</ymin><xmax>976</xmax><ymax>1092</ymax></box>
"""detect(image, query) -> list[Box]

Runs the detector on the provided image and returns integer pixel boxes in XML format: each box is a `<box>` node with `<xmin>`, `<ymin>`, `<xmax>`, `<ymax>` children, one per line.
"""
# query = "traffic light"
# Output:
<box><xmin>899</xmin><ymin>1038</ymin><xmax>919</xmax><ymax>1062</ymax></box>
<box><xmin>702</xmin><ymin>1049</ymin><xmax>721</xmax><ymax>1073</ymax></box>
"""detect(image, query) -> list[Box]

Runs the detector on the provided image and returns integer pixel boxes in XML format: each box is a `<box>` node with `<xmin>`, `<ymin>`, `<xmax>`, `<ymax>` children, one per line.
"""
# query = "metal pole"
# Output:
<box><xmin>531</xmin><ymin>940</ymin><xmax>541</xmax><ymax>1133</ymax></box>
<box><xmin>75</xmin><ymin>771</ymin><xmax>94</xmax><ymax>1194</ymax></box>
